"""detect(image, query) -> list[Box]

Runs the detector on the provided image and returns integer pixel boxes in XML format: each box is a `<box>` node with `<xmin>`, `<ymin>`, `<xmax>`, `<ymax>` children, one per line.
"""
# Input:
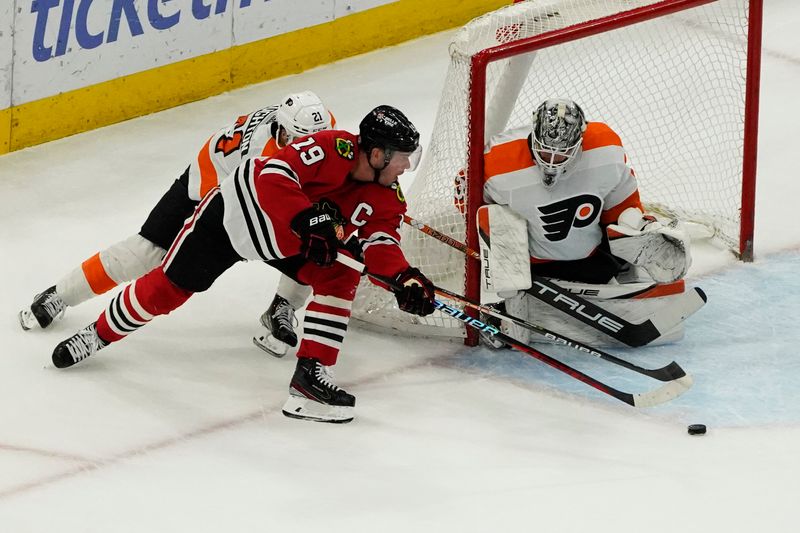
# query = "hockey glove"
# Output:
<box><xmin>607</xmin><ymin>207</ymin><xmax>691</xmax><ymax>283</ymax></box>
<box><xmin>290</xmin><ymin>207</ymin><xmax>339</xmax><ymax>267</ymax></box>
<box><xmin>393</xmin><ymin>267</ymin><xmax>436</xmax><ymax>316</ymax></box>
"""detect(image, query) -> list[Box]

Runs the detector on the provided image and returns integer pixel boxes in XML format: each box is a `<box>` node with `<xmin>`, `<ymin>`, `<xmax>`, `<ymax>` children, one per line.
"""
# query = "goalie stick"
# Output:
<box><xmin>337</xmin><ymin>254</ymin><xmax>692</xmax><ymax>408</ymax></box>
<box><xmin>402</xmin><ymin>214</ymin><xmax>707</xmax><ymax>347</ymax></box>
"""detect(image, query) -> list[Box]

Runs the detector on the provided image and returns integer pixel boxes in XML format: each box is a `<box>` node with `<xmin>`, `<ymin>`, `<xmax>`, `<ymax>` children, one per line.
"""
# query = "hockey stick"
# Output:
<box><xmin>402</xmin><ymin>214</ymin><xmax>707</xmax><ymax>347</ymax></box>
<box><xmin>428</xmin><ymin>282</ymin><xmax>688</xmax><ymax>383</ymax></box>
<box><xmin>337</xmin><ymin>254</ymin><xmax>692</xmax><ymax>408</ymax></box>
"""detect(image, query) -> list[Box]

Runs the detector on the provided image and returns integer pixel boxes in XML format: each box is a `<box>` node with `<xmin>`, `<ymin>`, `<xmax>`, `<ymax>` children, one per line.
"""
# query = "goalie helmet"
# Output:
<box><xmin>530</xmin><ymin>98</ymin><xmax>587</xmax><ymax>188</ymax></box>
<box><xmin>275</xmin><ymin>91</ymin><xmax>332</xmax><ymax>144</ymax></box>
<box><xmin>359</xmin><ymin>105</ymin><xmax>422</xmax><ymax>171</ymax></box>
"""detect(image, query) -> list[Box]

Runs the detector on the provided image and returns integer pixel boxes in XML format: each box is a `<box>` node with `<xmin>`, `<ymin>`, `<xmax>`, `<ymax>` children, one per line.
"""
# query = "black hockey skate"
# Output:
<box><xmin>19</xmin><ymin>286</ymin><xmax>66</xmax><ymax>330</ymax></box>
<box><xmin>253</xmin><ymin>295</ymin><xmax>298</xmax><ymax>358</ymax></box>
<box><xmin>282</xmin><ymin>357</ymin><xmax>355</xmax><ymax>424</ymax></box>
<box><xmin>52</xmin><ymin>323</ymin><xmax>108</xmax><ymax>369</ymax></box>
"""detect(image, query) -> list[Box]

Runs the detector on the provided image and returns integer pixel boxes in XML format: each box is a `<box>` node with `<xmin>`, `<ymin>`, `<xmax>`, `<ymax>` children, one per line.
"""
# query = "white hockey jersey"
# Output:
<box><xmin>185</xmin><ymin>106</ymin><xmax>337</xmax><ymax>202</ymax></box>
<box><xmin>187</xmin><ymin>105</ymin><xmax>281</xmax><ymax>201</ymax></box>
<box><xmin>483</xmin><ymin>122</ymin><xmax>643</xmax><ymax>262</ymax></box>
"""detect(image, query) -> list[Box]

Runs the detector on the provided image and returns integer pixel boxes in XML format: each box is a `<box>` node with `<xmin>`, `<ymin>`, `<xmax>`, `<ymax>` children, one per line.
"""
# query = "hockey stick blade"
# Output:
<box><xmin>631</xmin><ymin>373</ymin><xmax>694</xmax><ymax>408</ymax></box>
<box><xmin>460</xmin><ymin>308</ymin><xmax>692</xmax><ymax>408</ymax></box>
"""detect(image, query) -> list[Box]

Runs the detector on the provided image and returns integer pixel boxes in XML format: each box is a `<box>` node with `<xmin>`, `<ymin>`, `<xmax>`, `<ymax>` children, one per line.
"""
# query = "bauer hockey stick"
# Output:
<box><xmin>402</xmin><ymin>214</ymin><xmax>707</xmax><ymax>347</ymax></box>
<box><xmin>336</xmin><ymin>254</ymin><xmax>692</xmax><ymax>408</ymax></box>
<box><xmin>426</xmin><ymin>282</ymin><xmax>689</xmax><ymax>383</ymax></box>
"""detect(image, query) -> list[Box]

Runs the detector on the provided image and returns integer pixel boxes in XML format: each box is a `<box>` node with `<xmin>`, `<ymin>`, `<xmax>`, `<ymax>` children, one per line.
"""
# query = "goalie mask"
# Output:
<box><xmin>275</xmin><ymin>91</ymin><xmax>333</xmax><ymax>146</ymax></box>
<box><xmin>359</xmin><ymin>105</ymin><xmax>422</xmax><ymax>175</ymax></box>
<box><xmin>530</xmin><ymin>99</ymin><xmax>587</xmax><ymax>188</ymax></box>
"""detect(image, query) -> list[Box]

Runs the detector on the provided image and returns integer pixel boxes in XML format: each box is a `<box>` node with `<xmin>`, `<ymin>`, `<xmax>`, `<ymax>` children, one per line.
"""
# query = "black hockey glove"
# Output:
<box><xmin>290</xmin><ymin>207</ymin><xmax>339</xmax><ymax>267</ymax></box>
<box><xmin>393</xmin><ymin>267</ymin><xmax>436</xmax><ymax>316</ymax></box>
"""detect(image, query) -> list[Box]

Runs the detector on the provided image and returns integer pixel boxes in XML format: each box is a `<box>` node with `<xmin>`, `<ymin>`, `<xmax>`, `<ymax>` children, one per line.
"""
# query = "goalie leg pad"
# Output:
<box><xmin>504</xmin><ymin>291</ymin><xmax>531</xmax><ymax>345</ymax></box>
<box><xmin>477</xmin><ymin>204</ymin><xmax>531</xmax><ymax>294</ymax></box>
<box><xmin>519</xmin><ymin>279</ymin><xmax>687</xmax><ymax>348</ymax></box>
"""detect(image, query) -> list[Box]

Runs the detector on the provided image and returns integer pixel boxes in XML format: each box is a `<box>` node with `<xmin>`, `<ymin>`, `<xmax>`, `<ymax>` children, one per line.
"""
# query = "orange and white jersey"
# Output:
<box><xmin>483</xmin><ymin>122</ymin><xmax>642</xmax><ymax>262</ymax></box>
<box><xmin>186</xmin><ymin>106</ymin><xmax>336</xmax><ymax>202</ymax></box>
<box><xmin>187</xmin><ymin>105</ymin><xmax>281</xmax><ymax>201</ymax></box>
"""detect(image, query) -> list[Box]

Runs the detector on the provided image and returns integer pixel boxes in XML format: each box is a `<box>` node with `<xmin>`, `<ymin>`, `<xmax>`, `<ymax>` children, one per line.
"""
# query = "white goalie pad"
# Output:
<box><xmin>507</xmin><ymin>279</ymin><xmax>689</xmax><ymax>348</ymax></box>
<box><xmin>477</xmin><ymin>204</ymin><xmax>531</xmax><ymax>294</ymax></box>
<box><xmin>607</xmin><ymin>208</ymin><xmax>691</xmax><ymax>283</ymax></box>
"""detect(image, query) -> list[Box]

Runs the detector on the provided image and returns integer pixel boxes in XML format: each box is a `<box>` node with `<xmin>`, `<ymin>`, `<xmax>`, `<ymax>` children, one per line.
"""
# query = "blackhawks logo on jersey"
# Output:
<box><xmin>335</xmin><ymin>138</ymin><xmax>354</xmax><ymax>160</ymax></box>
<box><xmin>392</xmin><ymin>182</ymin><xmax>406</xmax><ymax>203</ymax></box>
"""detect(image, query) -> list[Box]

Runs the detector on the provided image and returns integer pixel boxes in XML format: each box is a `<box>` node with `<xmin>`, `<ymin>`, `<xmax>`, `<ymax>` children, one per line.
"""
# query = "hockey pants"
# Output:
<box><xmin>95</xmin><ymin>189</ymin><xmax>360</xmax><ymax>366</ymax></box>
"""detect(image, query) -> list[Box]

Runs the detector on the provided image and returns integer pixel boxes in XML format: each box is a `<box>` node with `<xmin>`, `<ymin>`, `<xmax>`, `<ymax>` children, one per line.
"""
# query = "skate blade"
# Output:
<box><xmin>252</xmin><ymin>332</ymin><xmax>288</xmax><ymax>358</ymax></box>
<box><xmin>18</xmin><ymin>309</ymin><xmax>36</xmax><ymax>331</ymax></box>
<box><xmin>281</xmin><ymin>395</ymin><xmax>354</xmax><ymax>424</ymax></box>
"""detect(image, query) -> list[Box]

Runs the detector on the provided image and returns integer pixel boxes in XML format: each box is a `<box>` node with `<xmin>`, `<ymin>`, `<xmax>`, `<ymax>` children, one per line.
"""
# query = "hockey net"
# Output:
<box><xmin>351</xmin><ymin>0</ymin><xmax>761</xmax><ymax>342</ymax></box>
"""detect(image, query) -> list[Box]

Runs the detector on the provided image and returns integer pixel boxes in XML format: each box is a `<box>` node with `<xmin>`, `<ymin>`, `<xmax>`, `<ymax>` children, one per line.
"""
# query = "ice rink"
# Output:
<box><xmin>2</xmin><ymin>1</ymin><xmax>799</xmax><ymax>531</ymax></box>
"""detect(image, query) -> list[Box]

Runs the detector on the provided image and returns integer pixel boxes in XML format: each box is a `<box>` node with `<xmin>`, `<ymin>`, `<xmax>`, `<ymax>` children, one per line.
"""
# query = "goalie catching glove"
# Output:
<box><xmin>290</xmin><ymin>207</ymin><xmax>339</xmax><ymax>267</ymax></box>
<box><xmin>607</xmin><ymin>207</ymin><xmax>691</xmax><ymax>283</ymax></box>
<box><xmin>393</xmin><ymin>267</ymin><xmax>436</xmax><ymax>316</ymax></box>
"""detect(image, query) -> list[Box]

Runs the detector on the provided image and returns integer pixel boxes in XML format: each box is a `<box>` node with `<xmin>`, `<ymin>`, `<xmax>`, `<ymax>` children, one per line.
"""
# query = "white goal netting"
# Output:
<box><xmin>352</xmin><ymin>0</ymin><xmax>756</xmax><ymax>340</ymax></box>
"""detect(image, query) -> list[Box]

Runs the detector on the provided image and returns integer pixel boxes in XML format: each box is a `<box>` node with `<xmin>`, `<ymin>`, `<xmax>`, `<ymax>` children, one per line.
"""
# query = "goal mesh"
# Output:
<box><xmin>352</xmin><ymin>0</ymin><xmax>757</xmax><ymax>339</ymax></box>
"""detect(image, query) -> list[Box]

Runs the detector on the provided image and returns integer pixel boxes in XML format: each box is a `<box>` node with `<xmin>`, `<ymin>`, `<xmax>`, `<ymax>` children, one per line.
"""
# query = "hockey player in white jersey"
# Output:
<box><xmin>19</xmin><ymin>91</ymin><xmax>331</xmax><ymax>343</ymax></box>
<box><xmin>480</xmin><ymin>98</ymin><xmax>691</xmax><ymax>347</ymax></box>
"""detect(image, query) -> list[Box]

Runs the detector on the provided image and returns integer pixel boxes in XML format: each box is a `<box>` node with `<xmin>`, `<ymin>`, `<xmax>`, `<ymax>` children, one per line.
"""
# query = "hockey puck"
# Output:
<box><xmin>687</xmin><ymin>424</ymin><xmax>707</xmax><ymax>435</ymax></box>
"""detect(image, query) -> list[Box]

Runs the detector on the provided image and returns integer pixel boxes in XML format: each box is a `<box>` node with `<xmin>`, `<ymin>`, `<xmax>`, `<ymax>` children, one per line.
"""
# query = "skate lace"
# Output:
<box><xmin>65</xmin><ymin>327</ymin><xmax>100</xmax><ymax>362</ymax></box>
<box><xmin>39</xmin><ymin>290</ymin><xmax>66</xmax><ymax>318</ymax></box>
<box><xmin>315</xmin><ymin>364</ymin><xmax>341</xmax><ymax>392</ymax></box>
<box><xmin>273</xmin><ymin>303</ymin><xmax>297</xmax><ymax>330</ymax></box>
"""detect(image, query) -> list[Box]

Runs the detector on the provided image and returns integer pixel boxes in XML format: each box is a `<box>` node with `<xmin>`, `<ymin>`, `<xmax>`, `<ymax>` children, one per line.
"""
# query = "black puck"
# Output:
<box><xmin>687</xmin><ymin>424</ymin><xmax>707</xmax><ymax>435</ymax></box>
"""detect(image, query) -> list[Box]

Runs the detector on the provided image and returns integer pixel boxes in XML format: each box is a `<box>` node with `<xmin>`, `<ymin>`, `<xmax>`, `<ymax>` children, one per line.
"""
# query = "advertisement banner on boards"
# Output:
<box><xmin>12</xmin><ymin>0</ymin><xmax>397</xmax><ymax>107</ymax></box>
<box><xmin>13</xmin><ymin>0</ymin><xmax>234</xmax><ymax>105</ymax></box>
<box><xmin>231</xmin><ymin>0</ymin><xmax>397</xmax><ymax>45</ymax></box>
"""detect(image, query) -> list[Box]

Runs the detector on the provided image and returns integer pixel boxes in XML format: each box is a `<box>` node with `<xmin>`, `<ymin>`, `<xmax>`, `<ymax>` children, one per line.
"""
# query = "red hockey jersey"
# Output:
<box><xmin>219</xmin><ymin>130</ymin><xmax>410</xmax><ymax>279</ymax></box>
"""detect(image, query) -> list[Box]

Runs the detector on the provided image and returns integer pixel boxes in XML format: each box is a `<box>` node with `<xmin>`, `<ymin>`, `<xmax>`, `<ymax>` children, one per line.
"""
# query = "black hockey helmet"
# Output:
<box><xmin>358</xmin><ymin>105</ymin><xmax>420</xmax><ymax>154</ymax></box>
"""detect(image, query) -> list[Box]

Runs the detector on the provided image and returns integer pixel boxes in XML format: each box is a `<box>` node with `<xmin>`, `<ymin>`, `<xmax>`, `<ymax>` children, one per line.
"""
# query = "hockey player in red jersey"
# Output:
<box><xmin>19</xmin><ymin>91</ymin><xmax>333</xmax><ymax>336</ymax></box>
<box><xmin>49</xmin><ymin>105</ymin><xmax>436</xmax><ymax>424</ymax></box>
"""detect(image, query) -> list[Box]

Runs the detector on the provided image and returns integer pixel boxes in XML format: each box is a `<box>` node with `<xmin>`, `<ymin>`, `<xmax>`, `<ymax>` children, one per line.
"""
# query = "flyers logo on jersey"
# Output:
<box><xmin>335</xmin><ymin>138</ymin><xmax>354</xmax><ymax>160</ymax></box>
<box><xmin>538</xmin><ymin>194</ymin><xmax>602</xmax><ymax>241</ymax></box>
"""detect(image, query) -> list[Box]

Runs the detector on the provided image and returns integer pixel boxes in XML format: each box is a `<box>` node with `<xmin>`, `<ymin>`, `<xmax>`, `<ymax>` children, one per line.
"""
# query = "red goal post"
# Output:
<box><xmin>352</xmin><ymin>0</ymin><xmax>763</xmax><ymax>345</ymax></box>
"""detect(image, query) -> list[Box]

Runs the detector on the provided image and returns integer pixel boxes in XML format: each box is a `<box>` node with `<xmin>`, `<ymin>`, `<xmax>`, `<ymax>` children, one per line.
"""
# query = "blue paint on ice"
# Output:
<box><xmin>451</xmin><ymin>251</ymin><xmax>800</xmax><ymax>428</ymax></box>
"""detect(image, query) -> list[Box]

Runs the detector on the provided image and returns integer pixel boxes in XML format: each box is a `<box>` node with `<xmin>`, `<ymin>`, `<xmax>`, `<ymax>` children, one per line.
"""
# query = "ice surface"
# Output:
<box><xmin>1</xmin><ymin>1</ymin><xmax>799</xmax><ymax>531</ymax></box>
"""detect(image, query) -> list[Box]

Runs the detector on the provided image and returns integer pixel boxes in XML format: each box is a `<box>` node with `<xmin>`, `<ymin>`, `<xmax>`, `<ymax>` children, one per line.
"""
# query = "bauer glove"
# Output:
<box><xmin>393</xmin><ymin>266</ymin><xmax>436</xmax><ymax>316</ymax></box>
<box><xmin>290</xmin><ymin>207</ymin><xmax>339</xmax><ymax>267</ymax></box>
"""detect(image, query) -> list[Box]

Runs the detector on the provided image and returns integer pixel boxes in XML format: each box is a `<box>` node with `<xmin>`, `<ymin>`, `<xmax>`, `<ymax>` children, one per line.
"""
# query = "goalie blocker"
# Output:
<box><xmin>478</xmin><ymin>204</ymin><xmax>694</xmax><ymax>348</ymax></box>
